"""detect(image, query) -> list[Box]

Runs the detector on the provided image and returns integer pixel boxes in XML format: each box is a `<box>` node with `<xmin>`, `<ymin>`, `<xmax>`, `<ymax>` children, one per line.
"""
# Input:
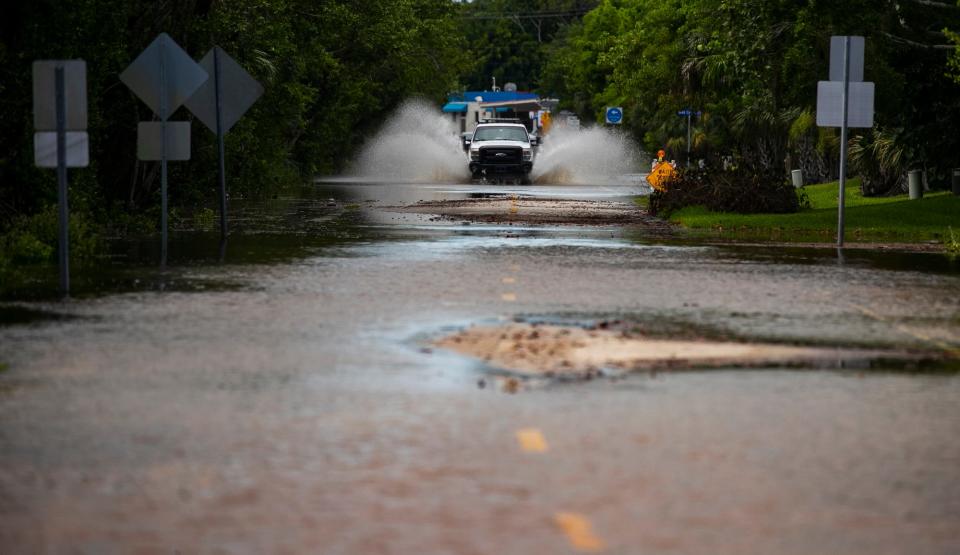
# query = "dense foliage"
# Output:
<box><xmin>0</xmin><ymin>0</ymin><xmax>468</xmax><ymax>252</ymax></box>
<box><xmin>455</xmin><ymin>0</ymin><xmax>598</xmax><ymax>91</ymax></box>
<box><xmin>541</xmin><ymin>0</ymin><xmax>960</xmax><ymax>194</ymax></box>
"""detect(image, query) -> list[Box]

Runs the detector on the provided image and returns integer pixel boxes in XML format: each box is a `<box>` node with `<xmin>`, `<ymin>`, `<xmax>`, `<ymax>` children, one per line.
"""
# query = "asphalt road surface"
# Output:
<box><xmin>1</xmin><ymin>181</ymin><xmax>959</xmax><ymax>554</ymax></box>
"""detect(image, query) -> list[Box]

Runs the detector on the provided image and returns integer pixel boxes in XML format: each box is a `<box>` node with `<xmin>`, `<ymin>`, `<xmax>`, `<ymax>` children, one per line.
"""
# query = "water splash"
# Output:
<box><xmin>533</xmin><ymin>126</ymin><xmax>647</xmax><ymax>185</ymax></box>
<box><xmin>349</xmin><ymin>99</ymin><xmax>469</xmax><ymax>182</ymax></box>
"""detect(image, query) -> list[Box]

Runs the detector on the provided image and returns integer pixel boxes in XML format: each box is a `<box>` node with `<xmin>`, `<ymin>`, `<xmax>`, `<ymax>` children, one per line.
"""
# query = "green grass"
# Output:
<box><xmin>664</xmin><ymin>179</ymin><xmax>960</xmax><ymax>243</ymax></box>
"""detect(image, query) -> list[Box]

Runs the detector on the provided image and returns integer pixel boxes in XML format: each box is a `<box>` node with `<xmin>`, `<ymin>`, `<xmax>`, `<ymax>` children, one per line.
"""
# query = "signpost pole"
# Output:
<box><xmin>686</xmin><ymin>111</ymin><xmax>692</xmax><ymax>168</ymax></box>
<box><xmin>55</xmin><ymin>65</ymin><xmax>70</xmax><ymax>296</ymax></box>
<box><xmin>159</xmin><ymin>37</ymin><xmax>169</xmax><ymax>267</ymax></box>
<box><xmin>214</xmin><ymin>48</ymin><xmax>228</xmax><ymax>240</ymax></box>
<box><xmin>837</xmin><ymin>36</ymin><xmax>850</xmax><ymax>247</ymax></box>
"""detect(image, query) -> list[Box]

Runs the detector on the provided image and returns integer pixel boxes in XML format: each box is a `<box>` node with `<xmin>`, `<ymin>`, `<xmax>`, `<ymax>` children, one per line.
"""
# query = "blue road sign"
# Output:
<box><xmin>605</xmin><ymin>106</ymin><xmax>623</xmax><ymax>124</ymax></box>
<box><xmin>677</xmin><ymin>109</ymin><xmax>702</xmax><ymax>117</ymax></box>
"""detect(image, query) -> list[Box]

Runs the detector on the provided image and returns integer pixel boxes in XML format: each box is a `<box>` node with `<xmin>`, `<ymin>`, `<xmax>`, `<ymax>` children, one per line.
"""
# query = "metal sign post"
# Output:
<box><xmin>55</xmin><ymin>67</ymin><xmax>69</xmax><ymax>294</ymax></box>
<box><xmin>837</xmin><ymin>37</ymin><xmax>851</xmax><ymax>247</ymax></box>
<box><xmin>214</xmin><ymin>48</ymin><xmax>227</xmax><ymax>239</ymax></box>
<box><xmin>677</xmin><ymin>109</ymin><xmax>701</xmax><ymax>168</ymax></box>
<box><xmin>817</xmin><ymin>36</ymin><xmax>873</xmax><ymax>248</ymax></box>
<box><xmin>185</xmin><ymin>46</ymin><xmax>264</xmax><ymax>241</ymax></box>
<box><xmin>32</xmin><ymin>60</ymin><xmax>88</xmax><ymax>297</ymax></box>
<box><xmin>121</xmin><ymin>33</ymin><xmax>208</xmax><ymax>267</ymax></box>
<box><xmin>160</xmin><ymin>41</ymin><xmax>169</xmax><ymax>265</ymax></box>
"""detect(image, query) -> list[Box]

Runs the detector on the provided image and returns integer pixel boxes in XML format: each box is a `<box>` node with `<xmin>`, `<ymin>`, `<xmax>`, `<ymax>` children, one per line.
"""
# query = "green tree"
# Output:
<box><xmin>540</xmin><ymin>0</ymin><xmax>960</xmax><ymax>191</ymax></box>
<box><xmin>0</xmin><ymin>0</ymin><xmax>469</xmax><ymax>256</ymax></box>
<box><xmin>457</xmin><ymin>0</ymin><xmax>597</xmax><ymax>91</ymax></box>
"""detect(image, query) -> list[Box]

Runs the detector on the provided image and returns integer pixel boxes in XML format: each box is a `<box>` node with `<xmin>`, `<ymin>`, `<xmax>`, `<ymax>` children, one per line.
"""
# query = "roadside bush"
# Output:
<box><xmin>648</xmin><ymin>165</ymin><xmax>802</xmax><ymax>217</ymax></box>
<box><xmin>946</xmin><ymin>227</ymin><xmax>960</xmax><ymax>257</ymax></box>
<box><xmin>0</xmin><ymin>205</ymin><xmax>103</xmax><ymax>266</ymax></box>
<box><xmin>848</xmin><ymin>128</ymin><xmax>908</xmax><ymax>196</ymax></box>
<box><xmin>0</xmin><ymin>205</ymin><xmax>104</xmax><ymax>295</ymax></box>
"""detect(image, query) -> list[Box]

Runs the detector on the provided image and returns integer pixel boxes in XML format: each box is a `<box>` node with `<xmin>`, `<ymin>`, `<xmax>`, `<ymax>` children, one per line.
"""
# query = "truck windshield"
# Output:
<box><xmin>472</xmin><ymin>126</ymin><xmax>528</xmax><ymax>142</ymax></box>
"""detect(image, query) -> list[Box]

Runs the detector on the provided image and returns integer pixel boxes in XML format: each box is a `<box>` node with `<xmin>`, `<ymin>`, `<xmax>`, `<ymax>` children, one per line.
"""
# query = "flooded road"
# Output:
<box><xmin>1</xmin><ymin>182</ymin><xmax>959</xmax><ymax>554</ymax></box>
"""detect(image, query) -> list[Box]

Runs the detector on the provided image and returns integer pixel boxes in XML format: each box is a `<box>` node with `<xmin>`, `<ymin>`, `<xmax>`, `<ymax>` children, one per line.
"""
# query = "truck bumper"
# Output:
<box><xmin>470</xmin><ymin>162</ymin><xmax>533</xmax><ymax>176</ymax></box>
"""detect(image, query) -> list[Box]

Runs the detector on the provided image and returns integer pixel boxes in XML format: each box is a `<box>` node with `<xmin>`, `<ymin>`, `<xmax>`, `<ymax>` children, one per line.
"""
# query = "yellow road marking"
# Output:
<box><xmin>515</xmin><ymin>428</ymin><xmax>549</xmax><ymax>453</ymax></box>
<box><xmin>554</xmin><ymin>512</ymin><xmax>605</xmax><ymax>552</ymax></box>
<box><xmin>849</xmin><ymin>302</ymin><xmax>955</xmax><ymax>351</ymax></box>
<box><xmin>849</xmin><ymin>303</ymin><xmax>884</xmax><ymax>321</ymax></box>
<box><xmin>502</xmin><ymin>277</ymin><xmax>516</xmax><ymax>284</ymax></box>
<box><xmin>501</xmin><ymin>293</ymin><xmax>517</xmax><ymax>302</ymax></box>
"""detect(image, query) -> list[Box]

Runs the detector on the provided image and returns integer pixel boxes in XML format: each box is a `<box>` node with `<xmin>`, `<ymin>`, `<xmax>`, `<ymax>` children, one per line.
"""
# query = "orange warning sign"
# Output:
<box><xmin>540</xmin><ymin>112</ymin><xmax>552</xmax><ymax>134</ymax></box>
<box><xmin>646</xmin><ymin>161</ymin><xmax>676</xmax><ymax>191</ymax></box>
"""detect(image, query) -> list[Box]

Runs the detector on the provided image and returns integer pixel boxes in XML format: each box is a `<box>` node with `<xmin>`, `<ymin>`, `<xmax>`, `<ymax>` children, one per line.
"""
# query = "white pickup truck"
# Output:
<box><xmin>467</xmin><ymin>121</ymin><xmax>537</xmax><ymax>184</ymax></box>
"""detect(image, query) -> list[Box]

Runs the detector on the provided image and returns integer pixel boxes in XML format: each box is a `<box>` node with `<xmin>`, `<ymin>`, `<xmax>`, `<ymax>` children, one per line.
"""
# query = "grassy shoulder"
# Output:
<box><xmin>657</xmin><ymin>179</ymin><xmax>960</xmax><ymax>244</ymax></box>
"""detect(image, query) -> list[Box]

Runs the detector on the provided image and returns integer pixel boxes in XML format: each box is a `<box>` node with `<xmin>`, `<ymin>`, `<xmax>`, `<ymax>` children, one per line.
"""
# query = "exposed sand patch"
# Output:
<box><xmin>435</xmin><ymin>323</ymin><xmax>922</xmax><ymax>377</ymax></box>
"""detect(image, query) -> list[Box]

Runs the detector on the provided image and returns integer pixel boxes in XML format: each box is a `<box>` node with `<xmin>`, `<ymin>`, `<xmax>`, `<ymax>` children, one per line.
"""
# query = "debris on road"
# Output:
<box><xmin>385</xmin><ymin>197</ymin><xmax>672</xmax><ymax>228</ymax></box>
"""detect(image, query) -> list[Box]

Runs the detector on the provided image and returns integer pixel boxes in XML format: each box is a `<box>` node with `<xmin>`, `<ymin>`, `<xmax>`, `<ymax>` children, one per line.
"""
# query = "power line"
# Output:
<box><xmin>460</xmin><ymin>8</ymin><xmax>595</xmax><ymax>21</ymax></box>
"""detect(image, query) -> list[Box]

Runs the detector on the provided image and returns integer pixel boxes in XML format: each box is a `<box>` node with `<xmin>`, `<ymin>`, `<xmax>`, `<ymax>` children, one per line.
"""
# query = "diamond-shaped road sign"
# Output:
<box><xmin>33</xmin><ymin>60</ymin><xmax>87</xmax><ymax>131</ymax></box>
<box><xmin>185</xmin><ymin>47</ymin><xmax>264</xmax><ymax>134</ymax></box>
<box><xmin>120</xmin><ymin>33</ymin><xmax>208</xmax><ymax>120</ymax></box>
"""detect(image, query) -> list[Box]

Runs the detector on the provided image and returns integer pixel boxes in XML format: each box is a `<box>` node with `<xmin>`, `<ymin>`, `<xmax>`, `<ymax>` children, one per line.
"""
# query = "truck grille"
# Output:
<box><xmin>479</xmin><ymin>147</ymin><xmax>522</xmax><ymax>165</ymax></box>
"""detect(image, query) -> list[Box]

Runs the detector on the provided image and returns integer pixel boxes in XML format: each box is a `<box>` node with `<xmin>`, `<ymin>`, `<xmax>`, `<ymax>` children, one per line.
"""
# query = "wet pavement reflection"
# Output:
<box><xmin>1</xmin><ymin>182</ymin><xmax>959</xmax><ymax>553</ymax></box>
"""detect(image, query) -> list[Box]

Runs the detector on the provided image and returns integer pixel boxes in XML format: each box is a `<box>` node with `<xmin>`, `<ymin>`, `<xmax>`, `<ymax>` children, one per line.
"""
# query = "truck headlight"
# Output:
<box><xmin>470</xmin><ymin>149</ymin><xmax>480</xmax><ymax>161</ymax></box>
<box><xmin>523</xmin><ymin>148</ymin><xmax>532</xmax><ymax>161</ymax></box>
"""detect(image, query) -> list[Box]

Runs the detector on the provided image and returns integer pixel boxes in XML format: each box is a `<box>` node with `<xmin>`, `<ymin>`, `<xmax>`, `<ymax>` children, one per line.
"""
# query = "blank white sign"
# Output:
<box><xmin>816</xmin><ymin>81</ymin><xmax>874</xmax><ymax>128</ymax></box>
<box><xmin>34</xmin><ymin>132</ymin><xmax>89</xmax><ymax>167</ymax></box>
<box><xmin>33</xmin><ymin>60</ymin><xmax>88</xmax><ymax>131</ymax></box>
<box><xmin>829</xmin><ymin>36</ymin><xmax>865</xmax><ymax>82</ymax></box>
<box><xmin>137</xmin><ymin>121</ymin><xmax>191</xmax><ymax>161</ymax></box>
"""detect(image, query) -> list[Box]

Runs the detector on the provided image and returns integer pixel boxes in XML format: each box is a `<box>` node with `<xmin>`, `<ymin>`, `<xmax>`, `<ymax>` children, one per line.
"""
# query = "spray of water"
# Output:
<box><xmin>348</xmin><ymin>99</ymin><xmax>647</xmax><ymax>185</ymax></box>
<box><xmin>532</xmin><ymin>125</ymin><xmax>647</xmax><ymax>185</ymax></box>
<box><xmin>349</xmin><ymin>99</ymin><xmax>469</xmax><ymax>182</ymax></box>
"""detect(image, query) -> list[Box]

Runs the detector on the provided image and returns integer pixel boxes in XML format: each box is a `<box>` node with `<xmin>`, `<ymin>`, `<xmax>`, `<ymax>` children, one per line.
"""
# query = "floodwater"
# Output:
<box><xmin>1</xmin><ymin>182</ymin><xmax>959</xmax><ymax>554</ymax></box>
